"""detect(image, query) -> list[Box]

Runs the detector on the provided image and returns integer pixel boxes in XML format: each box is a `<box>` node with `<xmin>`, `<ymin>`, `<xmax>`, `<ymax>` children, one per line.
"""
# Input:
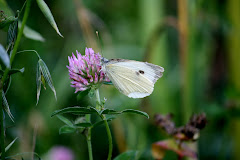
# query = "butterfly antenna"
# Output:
<box><xmin>96</xmin><ymin>31</ymin><xmax>103</xmax><ymax>57</ymax></box>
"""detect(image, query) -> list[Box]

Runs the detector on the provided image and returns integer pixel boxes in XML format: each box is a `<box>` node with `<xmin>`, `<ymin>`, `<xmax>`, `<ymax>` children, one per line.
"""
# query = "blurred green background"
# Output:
<box><xmin>1</xmin><ymin>0</ymin><xmax>240</xmax><ymax>159</ymax></box>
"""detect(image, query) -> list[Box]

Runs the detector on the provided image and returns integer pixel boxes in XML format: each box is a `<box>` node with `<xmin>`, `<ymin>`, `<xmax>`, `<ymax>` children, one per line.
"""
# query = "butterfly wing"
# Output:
<box><xmin>104</xmin><ymin>59</ymin><xmax>164</xmax><ymax>98</ymax></box>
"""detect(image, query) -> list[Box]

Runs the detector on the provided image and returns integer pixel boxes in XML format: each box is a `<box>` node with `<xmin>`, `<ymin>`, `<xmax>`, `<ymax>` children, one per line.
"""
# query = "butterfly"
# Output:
<box><xmin>101</xmin><ymin>58</ymin><xmax>164</xmax><ymax>98</ymax></box>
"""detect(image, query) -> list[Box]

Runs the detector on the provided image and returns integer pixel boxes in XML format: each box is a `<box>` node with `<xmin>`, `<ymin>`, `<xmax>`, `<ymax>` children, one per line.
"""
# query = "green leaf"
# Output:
<box><xmin>2</xmin><ymin>91</ymin><xmax>14</xmax><ymax>122</ymax></box>
<box><xmin>113</xmin><ymin>151</ymin><xmax>139</xmax><ymax>160</ymax></box>
<box><xmin>51</xmin><ymin>106</ymin><xmax>98</xmax><ymax>117</ymax></box>
<box><xmin>0</xmin><ymin>137</ymin><xmax>18</xmax><ymax>156</ymax></box>
<box><xmin>36</xmin><ymin>0</ymin><xmax>63</xmax><ymax>37</ymax></box>
<box><xmin>100</xmin><ymin>109</ymin><xmax>121</xmax><ymax>115</ymax></box>
<box><xmin>0</xmin><ymin>44</ymin><xmax>10</xmax><ymax>68</ymax></box>
<box><xmin>100</xmin><ymin>109</ymin><xmax>149</xmax><ymax>119</ymax></box>
<box><xmin>0</xmin><ymin>1</ymin><xmax>15</xmax><ymax>30</ymax></box>
<box><xmin>38</xmin><ymin>59</ymin><xmax>57</xmax><ymax>100</ymax></box>
<box><xmin>0</xmin><ymin>0</ymin><xmax>14</xmax><ymax>16</ymax></box>
<box><xmin>59</xmin><ymin>125</ymin><xmax>76</xmax><ymax>134</ymax></box>
<box><xmin>9</xmin><ymin>68</ymin><xmax>24</xmax><ymax>75</ymax></box>
<box><xmin>7</xmin><ymin>18</ymin><xmax>18</xmax><ymax>51</ymax></box>
<box><xmin>36</xmin><ymin>62</ymin><xmax>41</xmax><ymax>105</ymax></box>
<box><xmin>0</xmin><ymin>15</ymin><xmax>17</xmax><ymax>30</ymax></box>
<box><xmin>19</xmin><ymin>21</ymin><xmax>45</xmax><ymax>42</ymax></box>
<box><xmin>121</xmin><ymin>109</ymin><xmax>149</xmax><ymax>119</ymax></box>
<box><xmin>75</xmin><ymin>122</ymin><xmax>92</xmax><ymax>128</ymax></box>
<box><xmin>56</xmin><ymin>115</ymin><xmax>74</xmax><ymax>127</ymax></box>
<box><xmin>0</xmin><ymin>68</ymin><xmax>24</xmax><ymax>76</ymax></box>
<box><xmin>92</xmin><ymin>117</ymin><xmax>115</xmax><ymax>128</ymax></box>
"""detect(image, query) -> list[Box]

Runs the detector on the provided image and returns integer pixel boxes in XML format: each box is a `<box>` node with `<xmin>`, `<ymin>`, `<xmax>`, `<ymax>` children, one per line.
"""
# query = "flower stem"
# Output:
<box><xmin>95</xmin><ymin>89</ymin><xmax>113</xmax><ymax>160</ymax></box>
<box><xmin>85</xmin><ymin>108</ymin><xmax>93</xmax><ymax>159</ymax></box>
<box><xmin>102</xmin><ymin>114</ymin><xmax>113</xmax><ymax>160</ymax></box>
<box><xmin>86</xmin><ymin>128</ymin><xmax>93</xmax><ymax>160</ymax></box>
<box><xmin>0</xmin><ymin>89</ymin><xmax>5</xmax><ymax>160</ymax></box>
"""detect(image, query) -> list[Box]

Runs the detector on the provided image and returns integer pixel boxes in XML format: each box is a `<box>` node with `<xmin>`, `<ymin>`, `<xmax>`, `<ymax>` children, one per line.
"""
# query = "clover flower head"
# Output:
<box><xmin>67</xmin><ymin>48</ymin><xmax>109</xmax><ymax>93</ymax></box>
<box><xmin>49</xmin><ymin>146</ymin><xmax>74</xmax><ymax>160</ymax></box>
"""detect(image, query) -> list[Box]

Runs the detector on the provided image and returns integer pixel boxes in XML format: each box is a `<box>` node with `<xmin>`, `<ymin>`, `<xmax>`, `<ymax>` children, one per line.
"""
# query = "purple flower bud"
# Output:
<box><xmin>67</xmin><ymin>48</ymin><xmax>109</xmax><ymax>93</ymax></box>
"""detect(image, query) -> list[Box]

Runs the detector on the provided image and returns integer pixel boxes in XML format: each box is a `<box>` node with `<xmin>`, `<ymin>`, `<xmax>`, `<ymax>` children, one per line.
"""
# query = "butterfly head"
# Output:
<box><xmin>101</xmin><ymin>57</ymin><xmax>109</xmax><ymax>65</ymax></box>
<box><xmin>100</xmin><ymin>57</ymin><xmax>109</xmax><ymax>72</ymax></box>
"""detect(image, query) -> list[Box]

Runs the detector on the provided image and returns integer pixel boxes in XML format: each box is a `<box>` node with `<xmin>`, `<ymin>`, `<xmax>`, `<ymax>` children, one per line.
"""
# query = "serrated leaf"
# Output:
<box><xmin>36</xmin><ymin>0</ymin><xmax>63</xmax><ymax>37</ymax></box>
<box><xmin>56</xmin><ymin>115</ymin><xmax>74</xmax><ymax>127</ymax></box>
<box><xmin>75</xmin><ymin>122</ymin><xmax>92</xmax><ymax>128</ymax></box>
<box><xmin>59</xmin><ymin>125</ymin><xmax>76</xmax><ymax>134</ymax></box>
<box><xmin>0</xmin><ymin>44</ymin><xmax>10</xmax><ymax>68</ymax></box>
<box><xmin>19</xmin><ymin>21</ymin><xmax>45</xmax><ymax>42</ymax></box>
<box><xmin>0</xmin><ymin>137</ymin><xmax>18</xmax><ymax>156</ymax></box>
<box><xmin>36</xmin><ymin>62</ymin><xmax>41</xmax><ymax>105</ymax></box>
<box><xmin>113</xmin><ymin>150</ymin><xmax>139</xmax><ymax>160</ymax></box>
<box><xmin>38</xmin><ymin>59</ymin><xmax>57</xmax><ymax>100</ymax></box>
<box><xmin>121</xmin><ymin>109</ymin><xmax>149</xmax><ymax>119</ymax></box>
<box><xmin>7</xmin><ymin>18</ymin><xmax>18</xmax><ymax>51</ymax></box>
<box><xmin>2</xmin><ymin>91</ymin><xmax>14</xmax><ymax>122</ymax></box>
<box><xmin>51</xmin><ymin>106</ymin><xmax>98</xmax><ymax>117</ymax></box>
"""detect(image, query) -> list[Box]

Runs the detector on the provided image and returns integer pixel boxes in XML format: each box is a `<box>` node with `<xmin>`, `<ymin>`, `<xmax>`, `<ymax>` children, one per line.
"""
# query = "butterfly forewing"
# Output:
<box><xmin>104</xmin><ymin>59</ymin><xmax>164</xmax><ymax>98</ymax></box>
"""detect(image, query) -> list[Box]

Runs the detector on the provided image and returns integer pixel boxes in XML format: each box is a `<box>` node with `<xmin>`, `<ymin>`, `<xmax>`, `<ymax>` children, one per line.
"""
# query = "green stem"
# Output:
<box><xmin>17</xmin><ymin>50</ymin><xmax>41</xmax><ymax>59</ymax></box>
<box><xmin>0</xmin><ymin>89</ymin><xmax>5</xmax><ymax>160</ymax></box>
<box><xmin>1</xmin><ymin>0</ymin><xmax>32</xmax><ymax>84</ymax></box>
<box><xmin>86</xmin><ymin>129</ymin><xmax>93</xmax><ymax>160</ymax></box>
<box><xmin>0</xmin><ymin>1</ymin><xmax>32</xmax><ymax>159</ymax></box>
<box><xmin>95</xmin><ymin>89</ymin><xmax>113</xmax><ymax>160</ymax></box>
<box><xmin>85</xmin><ymin>107</ymin><xmax>93</xmax><ymax>160</ymax></box>
<box><xmin>102</xmin><ymin>114</ymin><xmax>113</xmax><ymax>160</ymax></box>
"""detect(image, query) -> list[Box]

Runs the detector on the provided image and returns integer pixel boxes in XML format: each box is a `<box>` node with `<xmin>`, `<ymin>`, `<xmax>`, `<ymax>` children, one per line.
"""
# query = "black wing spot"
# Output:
<box><xmin>139</xmin><ymin>70</ymin><xmax>144</xmax><ymax>74</ymax></box>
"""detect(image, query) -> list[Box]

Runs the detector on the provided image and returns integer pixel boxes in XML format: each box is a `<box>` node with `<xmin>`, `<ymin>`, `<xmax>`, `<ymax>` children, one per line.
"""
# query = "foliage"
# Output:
<box><xmin>0</xmin><ymin>0</ymin><xmax>239</xmax><ymax>160</ymax></box>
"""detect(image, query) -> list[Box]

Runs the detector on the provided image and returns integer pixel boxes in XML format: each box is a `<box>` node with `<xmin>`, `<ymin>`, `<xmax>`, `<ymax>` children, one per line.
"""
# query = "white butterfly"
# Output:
<box><xmin>101</xmin><ymin>58</ymin><xmax>164</xmax><ymax>98</ymax></box>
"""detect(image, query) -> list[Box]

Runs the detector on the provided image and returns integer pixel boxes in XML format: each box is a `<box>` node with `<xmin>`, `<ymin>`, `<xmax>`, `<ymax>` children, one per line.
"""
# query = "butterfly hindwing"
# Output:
<box><xmin>104</xmin><ymin>59</ymin><xmax>164</xmax><ymax>98</ymax></box>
